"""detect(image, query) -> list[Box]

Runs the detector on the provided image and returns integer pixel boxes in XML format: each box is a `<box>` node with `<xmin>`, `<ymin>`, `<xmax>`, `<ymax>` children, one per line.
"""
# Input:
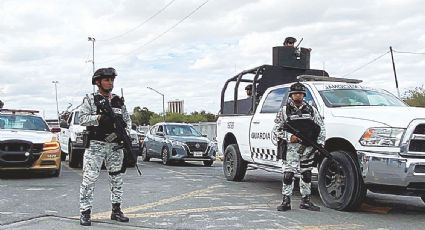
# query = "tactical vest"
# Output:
<box><xmin>285</xmin><ymin>101</ymin><xmax>320</xmax><ymax>146</ymax></box>
<box><xmin>88</xmin><ymin>94</ymin><xmax>124</xmax><ymax>142</ymax></box>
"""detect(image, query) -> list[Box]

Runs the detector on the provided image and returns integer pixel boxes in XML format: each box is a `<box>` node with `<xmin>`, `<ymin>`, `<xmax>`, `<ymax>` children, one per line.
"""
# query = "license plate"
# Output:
<box><xmin>193</xmin><ymin>152</ymin><xmax>203</xmax><ymax>157</ymax></box>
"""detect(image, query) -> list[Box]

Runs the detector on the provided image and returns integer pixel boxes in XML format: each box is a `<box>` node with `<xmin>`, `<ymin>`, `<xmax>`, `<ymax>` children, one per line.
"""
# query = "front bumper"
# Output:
<box><xmin>168</xmin><ymin>144</ymin><xmax>216</xmax><ymax>162</ymax></box>
<box><xmin>359</xmin><ymin>150</ymin><xmax>425</xmax><ymax>195</ymax></box>
<box><xmin>0</xmin><ymin>149</ymin><xmax>61</xmax><ymax>171</ymax></box>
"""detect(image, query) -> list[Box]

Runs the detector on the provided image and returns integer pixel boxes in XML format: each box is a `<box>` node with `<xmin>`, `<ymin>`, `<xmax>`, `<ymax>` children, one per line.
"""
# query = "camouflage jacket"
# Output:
<box><xmin>79</xmin><ymin>91</ymin><xmax>132</xmax><ymax>132</ymax></box>
<box><xmin>273</xmin><ymin>99</ymin><xmax>326</xmax><ymax>145</ymax></box>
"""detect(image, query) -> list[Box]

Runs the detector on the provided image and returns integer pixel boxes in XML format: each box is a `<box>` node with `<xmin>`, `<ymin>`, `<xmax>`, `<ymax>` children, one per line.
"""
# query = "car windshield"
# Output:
<box><xmin>0</xmin><ymin>114</ymin><xmax>49</xmax><ymax>131</ymax></box>
<box><xmin>318</xmin><ymin>87</ymin><xmax>406</xmax><ymax>108</ymax></box>
<box><xmin>165</xmin><ymin>125</ymin><xmax>202</xmax><ymax>137</ymax></box>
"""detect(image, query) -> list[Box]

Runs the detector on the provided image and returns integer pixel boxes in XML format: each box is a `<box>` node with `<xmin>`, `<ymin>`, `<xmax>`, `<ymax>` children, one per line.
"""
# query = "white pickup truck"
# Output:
<box><xmin>59</xmin><ymin>110</ymin><xmax>86</xmax><ymax>168</ymax></box>
<box><xmin>217</xmin><ymin>69</ymin><xmax>425</xmax><ymax>211</ymax></box>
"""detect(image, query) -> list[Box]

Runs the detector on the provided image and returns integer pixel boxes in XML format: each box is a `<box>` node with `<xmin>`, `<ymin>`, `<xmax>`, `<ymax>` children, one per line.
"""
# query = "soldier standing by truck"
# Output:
<box><xmin>274</xmin><ymin>82</ymin><xmax>326</xmax><ymax>212</ymax></box>
<box><xmin>78</xmin><ymin>67</ymin><xmax>131</xmax><ymax>226</ymax></box>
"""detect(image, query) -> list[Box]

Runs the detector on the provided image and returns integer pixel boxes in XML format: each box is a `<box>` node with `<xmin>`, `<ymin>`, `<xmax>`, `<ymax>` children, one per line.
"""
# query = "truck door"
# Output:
<box><xmin>250</xmin><ymin>87</ymin><xmax>288</xmax><ymax>165</ymax></box>
<box><xmin>60</xmin><ymin>112</ymin><xmax>73</xmax><ymax>153</ymax></box>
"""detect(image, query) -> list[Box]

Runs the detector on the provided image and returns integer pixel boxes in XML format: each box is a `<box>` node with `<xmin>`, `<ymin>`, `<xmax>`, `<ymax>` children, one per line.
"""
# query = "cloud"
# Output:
<box><xmin>1</xmin><ymin>0</ymin><xmax>425</xmax><ymax>118</ymax></box>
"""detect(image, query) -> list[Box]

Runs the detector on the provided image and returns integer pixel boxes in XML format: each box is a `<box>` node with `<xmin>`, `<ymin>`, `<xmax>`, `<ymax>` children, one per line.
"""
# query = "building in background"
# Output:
<box><xmin>168</xmin><ymin>100</ymin><xmax>184</xmax><ymax>114</ymax></box>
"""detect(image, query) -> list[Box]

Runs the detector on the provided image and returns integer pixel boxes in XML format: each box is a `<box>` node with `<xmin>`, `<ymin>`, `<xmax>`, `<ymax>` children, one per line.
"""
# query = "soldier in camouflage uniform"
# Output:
<box><xmin>274</xmin><ymin>82</ymin><xmax>325</xmax><ymax>212</ymax></box>
<box><xmin>79</xmin><ymin>67</ymin><xmax>131</xmax><ymax>226</ymax></box>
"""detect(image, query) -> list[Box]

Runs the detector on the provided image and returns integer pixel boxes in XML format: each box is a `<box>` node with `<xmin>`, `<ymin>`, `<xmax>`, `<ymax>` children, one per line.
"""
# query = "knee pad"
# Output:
<box><xmin>301</xmin><ymin>171</ymin><xmax>312</xmax><ymax>183</ymax></box>
<box><xmin>283</xmin><ymin>172</ymin><xmax>294</xmax><ymax>185</ymax></box>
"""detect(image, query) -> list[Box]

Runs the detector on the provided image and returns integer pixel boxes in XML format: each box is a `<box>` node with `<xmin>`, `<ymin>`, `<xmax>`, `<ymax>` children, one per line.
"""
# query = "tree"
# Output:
<box><xmin>403</xmin><ymin>86</ymin><xmax>425</xmax><ymax>107</ymax></box>
<box><xmin>131</xmin><ymin>106</ymin><xmax>155</xmax><ymax>125</ymax></box>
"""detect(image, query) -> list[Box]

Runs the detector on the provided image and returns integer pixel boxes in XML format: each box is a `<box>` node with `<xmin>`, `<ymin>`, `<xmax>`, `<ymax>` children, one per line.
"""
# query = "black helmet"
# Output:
<box><xmin>245</xmin><ymin>84</ymin><xmax>252</xmax><ymax>91</ymax></box>
<box><xmin>283</xmin><ymin>37</ymin><xmax>297</xmax><ymax>46</ymax></box>
<box><xmin>92</xmin><ymin>67</ymin><xmax>117</xmax><ymax>85</ymax></box>
<box><xmin>289</xmin><ymin>82</ymin><xmax>306</xmax><ymax>95</ymax></box>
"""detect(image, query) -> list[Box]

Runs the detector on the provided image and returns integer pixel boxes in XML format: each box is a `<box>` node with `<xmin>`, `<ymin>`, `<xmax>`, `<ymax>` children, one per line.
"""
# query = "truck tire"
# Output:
<box><xmin>60</xmin><ymin>150</ymin><xmax>67</xmax><ymax>161</ymax></box>
<box><xmin>141</xmin><ymin>146</ymin><xmax>150</xmax><ymax>162</ymax></box>
<box><xmin>69</xmin><ymin>142</ymin><xmax>82</xmax><ymax>168</ymax></box>
<box><xmin>318</xmin><ymin>150</ymin><xmax>366</xmax><ymax>211</ymax></box>
<box><xmin>223</xmin><ymin>144</ymin><xmax>247</xmax><ymax>181</ymax></box>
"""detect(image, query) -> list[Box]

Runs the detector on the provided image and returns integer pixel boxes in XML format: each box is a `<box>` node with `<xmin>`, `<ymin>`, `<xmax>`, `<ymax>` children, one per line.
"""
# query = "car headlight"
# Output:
<box><xmin>359</xmin><ymin>128</ymin><xmax>405</xmax><ymax>147</ymax></box>
<box><xmin>43</xmin><ymin>141</ymin><xmax>60</xmax><ymax>151</ymax></box>
<box><xmin>169</xmin><ymin>140</ymin><xmax>185</xmax><ymax>146</ymax></box>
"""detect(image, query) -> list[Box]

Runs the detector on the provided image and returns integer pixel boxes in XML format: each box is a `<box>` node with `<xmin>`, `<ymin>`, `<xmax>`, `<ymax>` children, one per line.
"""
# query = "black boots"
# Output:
<box><xmin>80</xmin><ymin>209</ymin><xmax>91</xmax><ymax>226</ymax></box>
<box><xmin>299</xmin><ymin>195</ymin><xmax>320</xmax><ymax>211</ymax></box>
<box><xmin>111</xmin><ymin>203</ymin><xmax>130</xmax><ymax>222</ymax></box>
<box><xmin>277</xmin><ymin>195</ymin><xmax>291</xmax><ymax>211</ymax></box>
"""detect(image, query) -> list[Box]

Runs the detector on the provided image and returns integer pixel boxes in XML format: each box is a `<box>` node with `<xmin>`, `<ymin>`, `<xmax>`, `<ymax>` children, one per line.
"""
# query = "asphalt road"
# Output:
<box><xmin>1</xmin><ymin>159</ymin><xmax>425</xmax><ymax>230</ymax></box>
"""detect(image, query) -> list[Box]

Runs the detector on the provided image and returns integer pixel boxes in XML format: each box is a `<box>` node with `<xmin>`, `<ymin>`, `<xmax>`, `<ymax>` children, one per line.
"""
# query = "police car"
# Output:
<box><xmin>0</xmin><ymin>109</ymin><xmax>62</xmax><ymax>177</ymax></box>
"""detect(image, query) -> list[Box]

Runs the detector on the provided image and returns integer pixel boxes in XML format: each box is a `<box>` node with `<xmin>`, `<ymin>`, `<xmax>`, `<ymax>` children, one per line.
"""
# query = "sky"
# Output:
<box><xmin>1</xmin><ymin>0</ymin><xmax>425</xmax><ymax>119</ymax></box>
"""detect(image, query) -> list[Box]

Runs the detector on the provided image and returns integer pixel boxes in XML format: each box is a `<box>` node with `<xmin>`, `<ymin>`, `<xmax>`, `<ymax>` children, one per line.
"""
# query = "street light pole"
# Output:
<box><xmin>146</xmin><ymin>86</ymin><xmax>165</xmax><ymax>122</ymax></box>
<box><xmin>52</xmin><ymin>81</ymin><xmax>60</xmax><ymax>122</ymax></box>
<box><xmin>88</xmin><ymin>37</ymin><xmax>96</xmax><ymax>92</ymax></box>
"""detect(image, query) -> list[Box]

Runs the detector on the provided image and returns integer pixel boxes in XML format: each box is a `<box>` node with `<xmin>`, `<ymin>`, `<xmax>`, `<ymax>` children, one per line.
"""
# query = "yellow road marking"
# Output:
<box><xmin>92</xmin><ymin>184</ymin><xmax>223</xmax><ymax>220</ymax></box>
<box><xmin>359</xmin><ymin>203</ymin><xmax>392</xmax><ymax>214</ymax></box>
<box><xmin>122</xmin><ymin>204</ymin><xmax>269</xmax><ymax>218</ymax></box>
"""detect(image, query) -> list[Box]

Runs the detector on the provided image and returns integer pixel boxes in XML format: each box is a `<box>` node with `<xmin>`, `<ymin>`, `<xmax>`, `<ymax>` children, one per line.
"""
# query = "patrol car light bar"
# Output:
<box><xmin>297</xmin><ymin>75</ymin><xmax>363</xmax><ymax>84</ymax></box>
<box><xmin>0</xmin><ymin>109</ymin><xmax>40</xmax><ymax>114</ymax></box>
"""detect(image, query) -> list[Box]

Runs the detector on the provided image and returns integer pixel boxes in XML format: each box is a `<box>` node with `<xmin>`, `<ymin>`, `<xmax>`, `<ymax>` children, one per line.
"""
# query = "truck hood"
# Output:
<box><xmin>330</xmin><ymin>106</ymin><xmax>425</xmax><ymax>127</ymax></box>
<box><xmin>0</xmin><ymin>129</ymin><xmax>55</xmax><ymax>143</ymax></box>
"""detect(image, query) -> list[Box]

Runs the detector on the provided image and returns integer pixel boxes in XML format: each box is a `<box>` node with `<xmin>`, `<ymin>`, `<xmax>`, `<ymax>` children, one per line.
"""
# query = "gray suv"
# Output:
<box><xmin>141</xmin><ymin>122</ymin><xmax>216</xmax><ymax>166</ymax></box>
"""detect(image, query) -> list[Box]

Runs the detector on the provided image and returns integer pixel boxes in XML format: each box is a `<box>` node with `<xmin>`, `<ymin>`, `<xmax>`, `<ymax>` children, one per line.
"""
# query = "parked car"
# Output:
<box><xmin>0</xmin><ymin>109</ymin><xmax>62</xmax><ymax>177</ymax></box>
<box><xmin>141</xmin><ymin>122</ymin><xmax>216</xmax><ymax>166</ymax></box>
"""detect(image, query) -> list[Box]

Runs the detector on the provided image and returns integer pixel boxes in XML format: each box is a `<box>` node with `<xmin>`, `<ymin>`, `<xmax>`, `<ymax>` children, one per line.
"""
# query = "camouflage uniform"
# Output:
<box><xmin>274</xmin><ymin>99</ymin><xmax>325</xmax><ymax>197</ymax></box>
<box><xmin>79</xmin><ymin>91</ymin><xmax>131</xmax><ymax>212</ymax></box>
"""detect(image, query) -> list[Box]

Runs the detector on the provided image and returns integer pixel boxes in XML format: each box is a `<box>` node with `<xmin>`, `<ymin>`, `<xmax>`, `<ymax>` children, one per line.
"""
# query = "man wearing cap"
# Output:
<box><xmin>274</xmin><ymin>82</ymin><xmax>325</xmax><ymax>212</ymax></box>
<box><xmin>78</xmin><ymin>67</ymin><xmax>131</xmax><ymax>226</ymax></box>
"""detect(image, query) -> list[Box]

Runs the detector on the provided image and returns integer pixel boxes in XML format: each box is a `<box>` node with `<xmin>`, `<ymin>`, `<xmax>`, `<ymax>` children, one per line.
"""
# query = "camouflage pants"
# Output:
<box><xmin>79</xmin><ymin>140</ymin><xmax>124</xmax><ymax>212</ymax></box>
<box><xmin>282</xmin><ymin>143</ymin><xmax>315</xmax><ymax>197</ymax></box>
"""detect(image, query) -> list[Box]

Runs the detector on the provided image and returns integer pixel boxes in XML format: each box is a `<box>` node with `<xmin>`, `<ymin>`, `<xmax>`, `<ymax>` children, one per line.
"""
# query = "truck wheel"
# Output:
<box><xmin>223</xmin><ymin>144</ymin><xmax>247</xmax><ymax>181</ymax></box>
<box><xmin>318</xmin><ymin>150</ymin><xmax>366</xmax><ymax>211</ymax></box>
<box><xmin>60</xmin><ymin>151</ymin><xmax>67</xmax><ymax>161</ymax></box>
<box><xmin>69</xmin><ymin>142</ymin><xmax>82</xmax><ymax>168</ymax></box>
<box><xmin>141</xmin><ymin>146</ymin><xmax>150</xmax><ymax>162</ymax></box>
<box><xmin>203</xmin><ymin>160</ymin><xmax>213</xmax><ymax>167</ymax></box>
<box><xmin>161</xmin><ymin>147</ymin><xmax>170</xmax><ymax>165</ymax></box>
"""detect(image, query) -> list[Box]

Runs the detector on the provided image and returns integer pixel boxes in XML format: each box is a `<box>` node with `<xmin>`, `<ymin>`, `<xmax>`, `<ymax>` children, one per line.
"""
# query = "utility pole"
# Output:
<box><xmin>146</xmin><ymin>86</ymin><xmax>165</xmax><ymax>122</ymax></box>
<box><xmin>389</xmin><ymin>46</ymin><xmax>401</xmax><ymax>98</ymax></box>
<box><xmin>52</xmin><ymin>81</ymin><xmax>60</xmax><ymax>122</ymax></box>
<box><xmin>88</xmin><ymin>37</ymin><xmax>96</xmax><ymax>92</ymax></box>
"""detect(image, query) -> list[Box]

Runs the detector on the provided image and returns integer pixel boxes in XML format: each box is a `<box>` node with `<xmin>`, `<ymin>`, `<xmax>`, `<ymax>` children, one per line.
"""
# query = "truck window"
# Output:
<box><xmin>260</xmin><ymin>88</ymin><xmax>288</xmax><ymax>113</ymax></box>
<box><xmin>304</xmin><ymin>88</ymin><xmax>317</xmax><ymax>107</ymax></box>
<box><xmin>150</xmin><ymin>126</ymin><xmax>157</xmax><ymax>135</ymax></box>
<box><xmin>73</xmin><ymin>111</ymin><xmax>80</xmax><ymax>125</ymax></box>
<box><xmin>67</xmin><ymin>112</ymin><xmax>73</xmax><ymax>125</ymax></box>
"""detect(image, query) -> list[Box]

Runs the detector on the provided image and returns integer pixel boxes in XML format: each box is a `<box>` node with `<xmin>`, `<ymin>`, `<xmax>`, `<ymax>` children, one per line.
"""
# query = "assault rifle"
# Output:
<box><xmin>282</xmin><ymin>121</ymin><xmax>333</xmax><ymax>160</ymax></box>
<box><xmin>94</xmin><ymin>95</ymin><xmax>142</xmax><ymax>175</ymax></box>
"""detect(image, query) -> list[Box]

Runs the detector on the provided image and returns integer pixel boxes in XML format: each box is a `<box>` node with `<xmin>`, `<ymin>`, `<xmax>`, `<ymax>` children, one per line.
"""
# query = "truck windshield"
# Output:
<box><xmin>318</xmin><ymin>88</ymin><xmax>406</xmax><ymax>107</ymax></box>
<box><xmin>0</xmin><ymin>114</ymin><xmax>49</xmax><ymax>131</ymax></box>
<box><xmin>165</xmin><ymin>125</ymin><xmax>202</xmax><ymax>137</ymax></box>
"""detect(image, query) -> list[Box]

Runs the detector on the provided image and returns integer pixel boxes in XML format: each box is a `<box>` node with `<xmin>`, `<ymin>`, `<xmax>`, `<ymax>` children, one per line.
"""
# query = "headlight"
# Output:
<box><xmin>359</xmin><ymin>128</ymin><xmax>405</xmax><ymax>147</ymax></box>
<box><xmin>43</xmin><ymin>141</ymin><xmax>60</xmax><ymax>151</ymax></box>
<box><xmin>169</xmin><ymin>140</ymin><xmax>185</xmax><ymax>146</ymax></box>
